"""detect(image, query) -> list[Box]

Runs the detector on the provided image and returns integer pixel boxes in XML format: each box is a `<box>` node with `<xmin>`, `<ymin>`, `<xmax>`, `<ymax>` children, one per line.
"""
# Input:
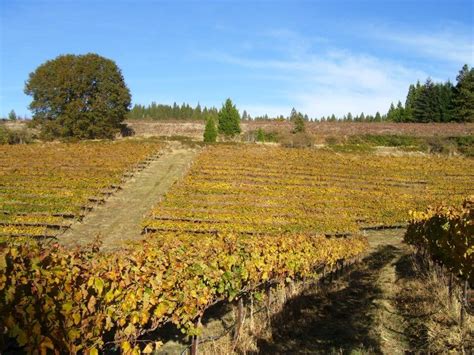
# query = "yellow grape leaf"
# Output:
<box><xmin>121</xmin><ymin>341</ymin><xmax>132</xmax><ymax>352</ymax></box>
<box><xmin>72</xmin><ymin>312</ymin><xmax>81</xmax><ymax>325</ymax></box>
<box><xmin>68</xmin><ymin>328</ymin><xmax>80</xmax><ymax>341</ymax></box>
<box><xmin>87</xmin><ymin>295</ymin><xmax>97</xmax><ymax>313</ymax></box>
<box><xmin>142</xmin><ymin>343</ymin><xmax>154</xmax><ymax>354</ymax></box>
<box><xmin>94</xmin><ymin>277</ymin><xmax>104</xmax><ymax>296</ymax></box>
<box><xmin>62</xmin><ymin>301</ymin><xmax>73</xmax><ymax>313</ymax></box>
<box><xmin>153</xmin><ymin>303</ymin><xmax>167</xmax><ymax>318</ymax></box>
<box><xmin>40</xmin><ymin>336</ymin><xmax>54</xmax><ymax>355</ymax></box>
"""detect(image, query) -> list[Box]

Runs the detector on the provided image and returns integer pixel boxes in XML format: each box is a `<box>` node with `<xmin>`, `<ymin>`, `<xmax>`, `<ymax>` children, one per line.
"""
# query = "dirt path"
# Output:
<box><xmin>258</xmin><ymin>229</ymin><xmax>411</xmax><ymax>354</ymax></box>
<box><xmin>60</xmin><ymin>143</ymin><xmax>198</xmax><ymax>250</ymax></box>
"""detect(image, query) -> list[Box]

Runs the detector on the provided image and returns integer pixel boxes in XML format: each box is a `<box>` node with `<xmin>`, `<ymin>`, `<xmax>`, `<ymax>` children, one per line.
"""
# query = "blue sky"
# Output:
<box><xmin>1</xmin><ymin>0</ymin><xmax>473</xmax><ymax>118</ymax></box>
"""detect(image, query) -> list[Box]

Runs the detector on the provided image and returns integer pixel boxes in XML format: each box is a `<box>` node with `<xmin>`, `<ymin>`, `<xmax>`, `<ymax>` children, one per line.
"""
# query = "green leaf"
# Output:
<box><xmin>94</xmin><ymin>277</ymin><xmax>104</xmax><ymax>296</ymax></box>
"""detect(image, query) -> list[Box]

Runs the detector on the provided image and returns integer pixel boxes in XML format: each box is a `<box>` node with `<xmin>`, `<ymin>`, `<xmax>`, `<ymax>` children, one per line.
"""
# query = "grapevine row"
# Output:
<box><xmin>404</xmin><ymin>196</ymin><xmax>473</xmax><ymax>285</ymax></box>
<box><xmin>0</xmin><ymin>232</ymin><xmax>368</xmax><ymax>353</ymax></box>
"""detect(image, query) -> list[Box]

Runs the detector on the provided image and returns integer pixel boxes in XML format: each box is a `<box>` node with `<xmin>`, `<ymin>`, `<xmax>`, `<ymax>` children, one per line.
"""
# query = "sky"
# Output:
<box><xmin>0</xmin><ymin>0</ymin><xmax>473</xmax><ymax>118</ymax></box>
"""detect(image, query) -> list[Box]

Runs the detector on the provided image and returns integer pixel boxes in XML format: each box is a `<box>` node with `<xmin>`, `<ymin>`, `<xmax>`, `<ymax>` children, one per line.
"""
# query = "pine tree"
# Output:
<box><xmin>386</xmin><ymin>103</ymin><xmax>396</xmax><ymax>121</ymax></box>
<box><xmin>437</xmin><ymin>82</ymin><xmax>454</xmax><ymax>122</ymax></box>
<box><xmin>395</xmin><ymin>101</ymin><xmax>405</xmax><ymax>122</ymax></box>
<box><xmin>218</xmin><ymin>98</ymin><xmax>241</xmax><ymax>137</ymax></box>
<box><xmin>256</xmin><ymin>128</ymin><xmax>265</xmax><ymax>142</ymax></box>
<box><xmin>374</xmin><ymin>112</ymin><xmax>382</xmax><ymax>122</ymax></box>
<box><xmin>8</xmin><ymin>110</ymin><xmax>17</xmax><ymax>121</ymax></box>
<box><xmin>404</xmin><ymin>84</ymin><xmax>415</xmax><ymax>122</ymax></box>
<box><xmin>412</xmin><ymin>79</ymin><xmax>440</xmax><ymax>122</ymax></box>
<box><xmin>203</xmin><ymin>116</ymin><xmax>217</xmax><ymax>143</ymax></box>
<box><xmin>452</xmin><ymin>64</ymin><xmax>474</xmax><ymax>122</ymax></box>
<box><xmin>293</xmin><ymin>114</ymin><xmax>305</xmax><ymax>133</ymax></box>
<box><xmin>289</xmin><ymin>108</ymin><xmax>297</xmax><ymax>121</ymax></box>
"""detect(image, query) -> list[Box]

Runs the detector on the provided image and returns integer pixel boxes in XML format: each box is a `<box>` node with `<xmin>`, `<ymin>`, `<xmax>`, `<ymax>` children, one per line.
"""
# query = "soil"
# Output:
<box><xmin>59</xmin><ymin>142</ymin><xmax>198</xmax><ymax>250</ymax></box>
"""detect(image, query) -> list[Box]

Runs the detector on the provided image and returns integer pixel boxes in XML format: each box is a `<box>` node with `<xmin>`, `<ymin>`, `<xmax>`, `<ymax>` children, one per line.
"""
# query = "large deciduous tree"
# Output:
<box><xmin>24</xmin><ymin>53</ymin><xmax>131</xmax><ymax>139</ymax></box>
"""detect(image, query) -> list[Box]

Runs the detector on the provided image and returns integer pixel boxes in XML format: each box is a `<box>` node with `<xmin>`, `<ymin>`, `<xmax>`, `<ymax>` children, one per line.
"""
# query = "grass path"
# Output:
<box><xmin>258</xmin><ymin>229</ymin><xmax>411</xmax><ymax>354</ymax></box>
<box><xmin>60</xmin><ymin>142</ymin><xmax>198</xmax><ymax>250</ymax></box>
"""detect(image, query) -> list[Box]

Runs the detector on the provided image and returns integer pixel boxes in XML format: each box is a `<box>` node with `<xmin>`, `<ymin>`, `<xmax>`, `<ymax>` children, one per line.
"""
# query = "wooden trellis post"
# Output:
<box><xmin>190</xmin><ymin>317</ymin><xmax>202</xmax><ymax>355</ymax></box>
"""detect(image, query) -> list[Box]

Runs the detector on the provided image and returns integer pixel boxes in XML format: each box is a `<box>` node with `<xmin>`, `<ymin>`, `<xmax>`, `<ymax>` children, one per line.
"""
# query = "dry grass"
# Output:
<box><xmin>125</xmin><ymin>120</ymin><xmax>474</xmax><ymax>141</ymax></box>
<box><xmin>395</xmin><ymin>254</ymin><xmax>473</xmax><ymax>353</ymax></box>
<box><xmin>197</xmin><ymin>282</ymin><xmax>305</xmax><ymax>354</ymax></box>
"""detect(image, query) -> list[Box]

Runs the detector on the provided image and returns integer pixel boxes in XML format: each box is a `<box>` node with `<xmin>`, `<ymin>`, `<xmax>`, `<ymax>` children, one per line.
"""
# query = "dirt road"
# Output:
<box><xmin>60</xmin><ymin>143</ymin><xmax>198</xmax><ymax>250</ymax></box>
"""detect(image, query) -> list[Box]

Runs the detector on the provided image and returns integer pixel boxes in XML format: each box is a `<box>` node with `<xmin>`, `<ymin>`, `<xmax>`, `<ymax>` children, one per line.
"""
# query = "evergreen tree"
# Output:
<box><xmin>437</xmin><ymin>82</ymin><xmax>454</xmax><ymax>122</ymax></box>
<box><xmin>218</xmin><ymin>98</ymin><xmax>241</xmax><ymax>137</ymax></box>
<box><xmin>203</xmin><ymin>116</ymin><xmax>217</xmax><ymax>142</ymax></box>
<box><xmin>289</xmin><ymin>108</ymin><xmax>297</xmax><ymax>121</ymax></box>
<box><xmin>293</xmin><ymin>114</ymin><xmax>305</xmax><ymax>133</ymax></box>
<box><xmin>374</xmin><ymin>112</ymin><xmax>382</xmax><ymax>122</ymax></box>
<box><xmin>256</xmin><ymin>128</ymin><xmax>265</xmax><ymax>142</ymax></box>
<box><xmin>412</xmin><ymin>79</ymin><xmax>440</xmax><ymax>122</ymax></box>
<box><xmin>395</xmin><ymin>101</ymin><xmax>405</xmax><ymax>122</ymax></box>
<box><xmin>386</xmin><ymin>103</ymin><xmax>396</xmax><ymax>121</ymax></box>
<box><xmin>404</xmin><ymin>83</ymin><xmax>419</xmax><ymax>122</ymax></box>
<box><xmin>452</xmin><ymin>64</ymin><xmax>474</xmax><ymax>122</ymax></box>
<box><xmin>8</xmin><ymin>110</ymin><xmax>17</xmax><ymax>121</ymax></box>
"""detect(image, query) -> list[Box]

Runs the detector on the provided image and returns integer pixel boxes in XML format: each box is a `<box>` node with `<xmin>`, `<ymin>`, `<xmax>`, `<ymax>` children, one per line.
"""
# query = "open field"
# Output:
<box><xmin>126</xmin><ymin>120</ymin><xmax>474</xmax><ymax>140</ymax></box>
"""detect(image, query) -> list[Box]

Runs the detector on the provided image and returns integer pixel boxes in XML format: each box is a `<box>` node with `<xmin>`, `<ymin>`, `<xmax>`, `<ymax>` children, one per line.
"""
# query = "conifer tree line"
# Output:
<box><xmin>128</xmin><ymin>64</ymin><xmax>473</xmax><ymax>124</ymax></box>
<box><xmin>127</xmin><ymin>102</ymin><xmax>219</xmax><ymax>121</ymax></box>
<box><xmin>386</xmin><ymin>64</ymin><xmax>473</xmax><ymax>123</ymax></box>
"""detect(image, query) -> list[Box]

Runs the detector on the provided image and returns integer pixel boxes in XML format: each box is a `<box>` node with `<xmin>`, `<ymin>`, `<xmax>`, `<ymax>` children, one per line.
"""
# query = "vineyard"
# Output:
<box><xmin>1</xmin><ymin>142</ymin><xmax>473</xmax><ymax>353</ymax></box>
<box><xmin>144</xmin><ymin>145</ymin><xmax>474</xmax><ymax>236</ymax></box>
<box><xmin>0</xmin><ymin>140</ymin><xmax>162</xmax><ymax>240</ymax></box>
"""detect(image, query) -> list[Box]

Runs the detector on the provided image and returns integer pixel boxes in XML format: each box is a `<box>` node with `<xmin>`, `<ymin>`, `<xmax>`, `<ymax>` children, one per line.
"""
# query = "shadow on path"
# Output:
<box><xmin>257</xmin><ymin>245</ymin><xmax>400</xmax><ymax>354</ymax></box>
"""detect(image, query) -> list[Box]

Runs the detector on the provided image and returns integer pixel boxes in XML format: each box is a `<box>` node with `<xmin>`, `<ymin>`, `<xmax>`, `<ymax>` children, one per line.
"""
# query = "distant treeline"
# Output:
<box><xmin>127</xmin><ymin>64</ymin><xmax>473</xmax><ymax>123</ymax></box>
<box><xmin>386</xmin><ymin>64</ymin><xmax>473</xmax><ymax>123</ymax></box>
<box><xmin>127</xmin><ymin>102</ymin><xmax>219</xmax><ymax>121</ymax></box>
<box><xmin>322</xmin><ymin>64</ymin><xmax>473</xmax><ymax>123</ymax></box>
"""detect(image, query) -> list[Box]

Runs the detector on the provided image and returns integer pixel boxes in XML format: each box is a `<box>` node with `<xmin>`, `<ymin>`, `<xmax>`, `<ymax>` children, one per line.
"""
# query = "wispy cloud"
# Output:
<box><xmin>204</xmin><ymin>29</ymin><xmax>431</xmax><ymax>117</ymax></box>
<box><xmin>369</xmin><ymin>25</ymin><xmax>473</xmax><ymax>64</ymax></box>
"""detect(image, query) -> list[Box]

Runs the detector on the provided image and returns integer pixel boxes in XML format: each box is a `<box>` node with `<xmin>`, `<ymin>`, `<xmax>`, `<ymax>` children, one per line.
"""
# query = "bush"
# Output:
<box><xmin>256</xmin><ymin>128</ymin><xmax>265</xmax><ymax>142</ymax></box>
<box><xmin>0</xmin><ymin>126</ymin><xmax>33</xmax><ymax>144</ymax></box>
<box><xmin>280</xmin><ymin>132</ymin><xmax>314</xmax><ymax>148</ymax></box>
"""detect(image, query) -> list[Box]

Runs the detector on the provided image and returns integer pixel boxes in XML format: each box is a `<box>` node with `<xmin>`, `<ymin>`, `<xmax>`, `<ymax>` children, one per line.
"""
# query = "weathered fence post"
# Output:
<box><xmin>460</xmin><ymin>280</ymin><xmax>468</xmax><ymax>327</ymax></box>
<box><xmin>190</xmin><ymin>317</ymin><xmax>202</xmax><ymax>355</ymax></box>
<box><xmin>266</xmin><ymin>287</ymin><xmax>272</xmax><ymax>320</ymax></box>
<box><xmin>232</xmin><ymin>298</ymin><xmax>244</xmax><ymax>349</ymax></box>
